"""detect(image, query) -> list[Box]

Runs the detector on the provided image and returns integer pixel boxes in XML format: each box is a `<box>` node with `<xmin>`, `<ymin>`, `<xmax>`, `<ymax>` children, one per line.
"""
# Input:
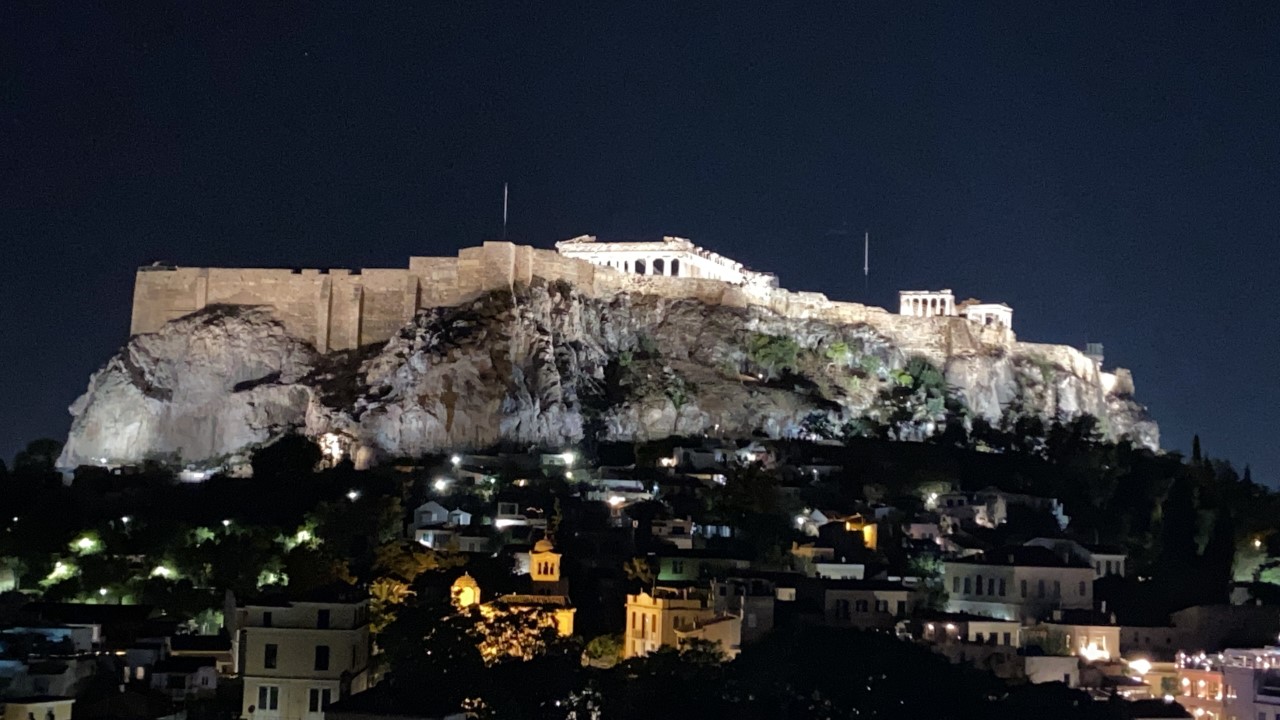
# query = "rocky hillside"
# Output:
<box><xmin>59</xmin><ymin>282</ymin><xmax>1158</xmax><ymax>470</ymax></box>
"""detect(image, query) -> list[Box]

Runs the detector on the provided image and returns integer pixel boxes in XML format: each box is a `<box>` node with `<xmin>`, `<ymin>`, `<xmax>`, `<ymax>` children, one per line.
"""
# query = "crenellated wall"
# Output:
<box><xmin>130</xmin><ymin>242</ymin><xmax>1103</xmax><ymax>380</ymax></box>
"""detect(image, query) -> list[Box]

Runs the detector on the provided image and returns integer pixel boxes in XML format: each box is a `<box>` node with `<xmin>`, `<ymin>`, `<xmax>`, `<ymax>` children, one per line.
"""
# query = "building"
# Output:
<box><xmin>711</xmin><ymin>578</ymin><xmax>775</xmax><ymax>646</ymax></box>
<box><xmin>555</xmin><ymin>235</ymin><xmax>777</xmax><ymax>287</ymax></box>
<box><xmin>239</xmin><ymin>588</ymin><xmax>371</xmax><ymax>720</ymax></box>
<box><xmin>655</xmin><ymin>549</ymin><xmax>751</xmax><ymax>582</ymax></box>
<box><xmin>1174</xmin><ymin>652</ymin><xmax>1224</xmax><ymax>720</ymax></box>
<box><xmin>899</xmin><ymin>290</ymin><xmax>957</xmax><ymax>318</ymax></box>
<box><xmin>1024</xmin><ymin>538</ymin><xmax>1128</xmax><ymax>579</ymax></box>
<box><xmin>898</xmin><ymin>290</ymin><xmax>1015</xmax><ymax>331</ymax></box>
<box><xmin>150</xmin><ymin>656</ymin><xmax>219</xmax><ymax>702</ymax></box>
<box><xmin>822</xmin><ymin>580</ymin><xmax>921</xmax><ymax>631</ymax></box>
<box><xmin>915</xmin><ymin>611</ymin><xmax>1024</xmax><ymax>648</ymax></box>
<box><xmin>1222</xmin><ymin>646</ymin><xmax>1280</xmax><ymax>720</ymax></box>
<box><xmin>624</xmin><ymin>586</ymin><xmax>742</xmax><ymax>660</ymax></box>
<box><xmin>1027</xmin><ymin>609</ymin><xmax>1122</xmax><ymax>662</ymax></box>
<box><xmin>493</xmin><ymin>539</ymin><xmax>575</xmax><ymax>637</ymax></box>
<box><xmin>1</xmin><ymin>697</ymin><xmax>75</xmax><ymax>720</ymax></box>
<box><xmin>943</xmin><ymin>547</ymin><xmax>1095</xmax><ymax>623</ymax></box>
<box><xmin>962</xmin><ymin>302</ymin><xmax>1013</xmax><ymax>330</ymax></box>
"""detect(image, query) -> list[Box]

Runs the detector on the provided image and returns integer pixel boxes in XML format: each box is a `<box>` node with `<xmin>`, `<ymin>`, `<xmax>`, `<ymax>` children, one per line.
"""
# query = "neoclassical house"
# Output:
<box><xmin>555</xmin><ymin>235</ymin><xmax>777</xmax><ymax>287</ymax></box>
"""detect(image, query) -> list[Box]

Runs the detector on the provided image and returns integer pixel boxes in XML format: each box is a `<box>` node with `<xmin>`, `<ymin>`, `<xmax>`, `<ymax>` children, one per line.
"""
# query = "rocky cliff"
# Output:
<box><xmin>59</xmin><ymin>282</ymin><xmax>1158</xmax><ymax>470</ymax></box>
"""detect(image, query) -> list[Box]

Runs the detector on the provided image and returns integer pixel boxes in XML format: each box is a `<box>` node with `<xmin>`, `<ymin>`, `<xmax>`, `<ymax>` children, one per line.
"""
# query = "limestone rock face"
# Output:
<box><xmin>61</xmin><ymin>284</ymin><xmax>1159</xmax><ymax>469</ymax></box>
<box><xmin>58</xmin><ymin>307</ymin><xmax>317</xmax><ymax>468</ymax></box>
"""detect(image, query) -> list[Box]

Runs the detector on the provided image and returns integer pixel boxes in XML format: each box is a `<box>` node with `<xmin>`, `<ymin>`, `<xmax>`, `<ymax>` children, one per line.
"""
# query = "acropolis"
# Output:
<box><xmin>130</xmin><ymin>234</ymin><xmax>1020</xmax><ymax>352</ymax></box>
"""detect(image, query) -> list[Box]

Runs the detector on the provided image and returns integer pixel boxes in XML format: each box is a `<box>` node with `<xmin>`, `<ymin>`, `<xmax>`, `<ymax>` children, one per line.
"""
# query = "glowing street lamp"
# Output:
<box><xmin>561</xmin><ymin>451</ymin><xmax>576</xmax><ymax>466</ymax></box>
<box><xmin>434</xmin><ymin>478</ymin><xmax>449</xmax><ymax>492</ymax></box>
<box><xmin>98</xmin><ymin>587</ymin><xmax>108</xmax><ymax>597</ymax></box>
<box><xmin>451</xmin><ymin>454</ymin><xmax>462</xmax><ymax>467</ymax></box>
<box><xmin>346</xmin><ymin>489</ymin><xmax>361</xmax><ymax>501</ymax></box>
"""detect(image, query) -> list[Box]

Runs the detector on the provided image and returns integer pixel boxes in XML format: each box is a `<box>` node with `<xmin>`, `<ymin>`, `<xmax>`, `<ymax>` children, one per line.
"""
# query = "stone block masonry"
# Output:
<box><xmin>129</xmin><ymin>241</ymin><xmax>1120</xmax><ymax>395</ymax></box>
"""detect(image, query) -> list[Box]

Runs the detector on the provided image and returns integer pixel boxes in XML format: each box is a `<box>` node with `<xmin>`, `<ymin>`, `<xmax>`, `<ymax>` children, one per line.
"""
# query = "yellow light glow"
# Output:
<box><xmin>1080</xmin><ymin>642</ymin><xmax>1110</xmax><ymax>662</ymax></box>
<box><xmin>1128</xmin><ymin>658</ymin><xmax>1152</xmax><ymax>676</ymax></box>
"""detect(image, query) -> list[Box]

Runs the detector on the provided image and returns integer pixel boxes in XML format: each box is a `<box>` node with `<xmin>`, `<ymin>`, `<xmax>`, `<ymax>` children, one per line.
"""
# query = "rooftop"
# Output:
<box><xmin>946</xmin><ymin>546</ymin><xmax>1093</xmax><ymax>569</ymax></box>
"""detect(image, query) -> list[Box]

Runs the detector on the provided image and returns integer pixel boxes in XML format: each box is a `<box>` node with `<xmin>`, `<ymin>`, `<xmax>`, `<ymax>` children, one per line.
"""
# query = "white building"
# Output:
<box><xmin>556</xmin><ymin>235</ymin><xmax>777</xmax><ymax>287</ymax></box>
<box><xmin>899</xmin><ymin>290</ymin><xmax>1015</xmax><ymax>331</ymax></box>
<box><xmin>943</xmin><ymin>547</ymin><xmax>1095</xmax><ymax>623</ymax></box>
<box><xmin>899</xmin><ymin>290</ymin><xmax>956</xmax><ymax>318</ymax></box>
<box><xmin>1024</xmin><ymin>538</ymin><xmax>1128</xmax><ymax>579</ymax></box>
<box><xmin>239</xmin><ymin>589</ymin><xmax>370</xmax><ymax>720</ymax></box>
<box><xmin>963</xmin><ymin>302</ymin><xmax>1013</xmax><ymax>330</ymax></box>
<box><xmin>1222</xmin><ymin>646</ymin><xmax>1280</xmax><ymax>720</ymax></box>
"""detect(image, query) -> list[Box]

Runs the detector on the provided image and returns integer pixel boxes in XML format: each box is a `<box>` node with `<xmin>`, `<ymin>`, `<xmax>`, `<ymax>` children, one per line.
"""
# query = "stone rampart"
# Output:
<box><xmin>129</xmin><ymin>242</ymin><xmax>1118</xmax><ymax>390</ymax></box>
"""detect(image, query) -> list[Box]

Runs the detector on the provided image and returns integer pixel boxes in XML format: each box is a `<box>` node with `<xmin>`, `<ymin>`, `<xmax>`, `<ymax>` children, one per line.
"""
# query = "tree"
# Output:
<box><xmin>622</xmin><ymin>557</ymin><xmax>656</xmax><ymax>593</ymax></box>
<box><xmin>250</xmin><ymin>434</ymin><xmax>322</xmax><ymax>480</ymax></box>
<box><xmin>13</xmin><ymin>439</ymin><xmax>62</xmax><ymax>475</ymax></box>
<box><xmin>1200</xmin><ymin>506</ymin><xmax>1236</xmax><ymax>605</ymax></box>
<box><xmin>746</xmin><ymin>333</ymin><xmax>801</xmax><ymax>381</ymax></box>
<box><xmin>583</xmin><ymin>634</ymin><xmax>623</xmax><ymax>668</ymax></box>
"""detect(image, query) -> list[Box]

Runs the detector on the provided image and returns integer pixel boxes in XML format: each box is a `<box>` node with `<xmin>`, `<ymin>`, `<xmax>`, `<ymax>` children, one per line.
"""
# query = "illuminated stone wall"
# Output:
<box><xmin>129</xmin><ymin>240</ymin><xmax>1110</xmax><ymax>385</ymax></box>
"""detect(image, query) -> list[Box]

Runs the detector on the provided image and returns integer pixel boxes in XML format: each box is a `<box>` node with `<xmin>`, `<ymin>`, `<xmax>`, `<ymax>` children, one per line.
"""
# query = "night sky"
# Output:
<box><xmin>4</xmin><ymin>3</ymin><xmax>1278</xmax><ymax>482</ymax></box>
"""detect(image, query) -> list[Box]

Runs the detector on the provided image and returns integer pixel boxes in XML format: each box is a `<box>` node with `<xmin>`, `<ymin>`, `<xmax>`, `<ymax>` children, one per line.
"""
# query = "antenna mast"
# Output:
<box><xmin>502</xmin><ymin>182</ymin><xmax>509</xmax><ymax>240</ymax></box>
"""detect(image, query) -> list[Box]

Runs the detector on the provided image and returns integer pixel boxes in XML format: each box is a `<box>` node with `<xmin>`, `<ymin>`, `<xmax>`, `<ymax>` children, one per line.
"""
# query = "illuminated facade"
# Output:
<box><xmin>1222</xmin><ymin>647</ymin><xmax>1280</xmax><ymax>720</ymax></box>
<box><xmin>624</xmin><ymin>586</ymin><xmax>742</xmax><ymax>659</ymax></box>
<box><xmin>555</xmin><ymin>235</ymin><xmax>777</xmax><ymax>287</ymax></box>
<box><xmin>239</xmin><ymin>593</ymin><xmax>371</xmax><ymax>720</ymax></box>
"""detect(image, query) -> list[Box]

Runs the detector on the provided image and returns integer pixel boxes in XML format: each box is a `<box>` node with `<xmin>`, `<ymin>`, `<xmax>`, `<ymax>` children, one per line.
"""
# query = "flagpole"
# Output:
<box><xmin>863</xmin><ymin>231</ymin><xmax>869</xmax><ymax>298</ymax></box>
<box><xmin>502</xmin><ymin>183</ymin><xmax>509</xmax><ymax>240</ymax></box>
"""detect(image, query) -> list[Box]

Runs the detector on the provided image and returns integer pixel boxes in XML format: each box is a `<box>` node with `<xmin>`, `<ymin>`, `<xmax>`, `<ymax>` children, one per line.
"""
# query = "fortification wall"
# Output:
<box><xmin>130</xmin><ymin>242</ymin><xmax>1112</xmax><ymax>389</ymax></box>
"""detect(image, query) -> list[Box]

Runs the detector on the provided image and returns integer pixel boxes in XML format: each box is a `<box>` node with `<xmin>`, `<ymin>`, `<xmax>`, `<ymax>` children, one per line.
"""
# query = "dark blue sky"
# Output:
<box><xmin>4</xmin><ymin>2</ymin><xmax>1278</xmax><ymax>481</ymax></box>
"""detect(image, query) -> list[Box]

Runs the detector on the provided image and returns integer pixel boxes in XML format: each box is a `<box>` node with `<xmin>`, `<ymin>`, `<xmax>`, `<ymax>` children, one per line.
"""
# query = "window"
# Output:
<box><xmin>264</xmin><ymin>644</ymin><xmax>278</xmax><ymax>669</ymax></box>
<box><xmin>1021</xmin><ymin>579</ymin><xmax>1027</xmax><ymax>598</ymax></box>
<box><xmin>672</xmin><ymin>561</ymin><xmax>685</xmax><ymax>575</ymax></box>
<box><xmin>314</xmin><ymin>645</ymin><xmax>330</xmax><ymax>671</ymax></box>
<box><xmin>631</xmin><ymin>612</ymin><xmax>636</xmax><ymax>630</ymax></box>
<box><xmin>1054</xmin><ymin>580</ymin><xmax>1061</xmax><ymax>598</ymax></box>
<box><xmin>351</xmin><ymin>645</ymin><xmax>358</xmax><ymax>669</ymax></box>
<box><xmin>855</xmin><ymin>599</ymin><xmax>869</xmax><ymax>612</ymax></box>
<box><xmin>963</xmin><ymin>578</ymin><xmax>971</xmax><ymax>594</ymax></box>
<box><xmin>875</xmin><ymin>600</ymin><xmax>888</xmax><ymax>613</ymax></box>
<box><xmin>309</xmin><ymin>688</ymin><xmax>332</xmax><ymax>713</ymax></box>
<box><xmin>999</xmin><ymin>579</ymin><xmax>1007</xmax><ymax>596</ymax></box>
<box><xmin>976</xmin><ymin>574</ymin><xmax>984</xmax><ymax>595</ymax></box>
<box><xmin>671</xmin><ymin>259</ymin><xmax>680</xmax><ymax>276</ymax></box>
<box><xmin>953</xmin><ymin>577</ymin><xmax>960</xmax><ymax>593</ymax></box>
<box><xmin>1079</xmin><ymin>581</ymin><xmax>1087</xmax><ymax>596</ymax></box>
<box><xmin>896</xmin><ymin>600</ymin><xmax>906</xmax><ymax>615</ymax></box>
<box><xmin>262</xmin><ymin>611</ymin><xmax>273</xmax><ymax>627</ymax></box>
<box><xmin>974</xmin><ymin>632</ymin><xmax>983</xmax><ymax>643</ymax></box>
<box><xmin>1038</xmin><ymin>580</ymin><xmax>1045</xmax><ymax>598</ymax></box>
<box><xmin>257</xmin><ymin>685</ymin><xmax>280</xmax><ymax>711</ymax></box>
<box><xmin>201</xmin><ymin>674</ymin><xmax>211</xmax><ymax>687</ymax></box>
<box><xmin>987</xmin><ymin>579</ymin><xmax>996</xmax><ymax>595</ymax></box>
<box><xmin>1002</xmin><ymin>632</ymin><xmax>1011</xmax><ymax>645</ymax></box>
<box><xmin>317</xmin><ymin>609</ymin><xmax>330</xmax><ymax>629</ymax></box>
<box><xmin>836</xmin><ymin>599</ymin><xmax>850</xmax><ymax>620</ymax></box>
